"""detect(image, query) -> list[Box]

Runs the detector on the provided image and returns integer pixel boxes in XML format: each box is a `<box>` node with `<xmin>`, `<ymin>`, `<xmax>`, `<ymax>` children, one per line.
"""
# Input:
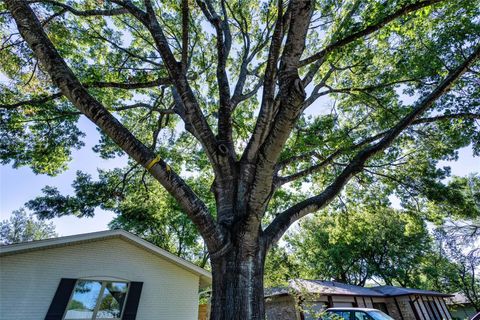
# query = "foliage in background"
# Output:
<box><xmin>285</xmin><ymin>203</ymin><xmax>432</xmax><ymax>287</ymax></box>
<box><xmin>24</xmin><ymin>168</ymin><xmax>210</xmax><ymax>266</ymax></box>
<box><xmin>0</xmin><ymin>208</ymin><xmax>57</xmax><ymax>245</ymax></box>
<box><xmin>430</xmin><ymin>175</ymin><xmax>480</xmax><ymax>311</ymax></box>
<box><xmin>434</xmin><ymin>227</ymin><xmax>480</xmax><ymax>311</ymax></box>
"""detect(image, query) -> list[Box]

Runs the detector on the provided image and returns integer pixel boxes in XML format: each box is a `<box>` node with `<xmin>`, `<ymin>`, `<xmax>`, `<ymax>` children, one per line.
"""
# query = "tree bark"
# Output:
<box><xmin>210</xmin><ymin>225</ymin><xmax>267</xmax><ymax>320</ymax></box>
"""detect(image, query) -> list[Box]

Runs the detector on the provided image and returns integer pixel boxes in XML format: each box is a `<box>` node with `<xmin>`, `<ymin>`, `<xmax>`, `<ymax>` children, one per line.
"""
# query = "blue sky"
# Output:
<box><xmin>0</xmin><ymin>111</ymin><xmax>478</xmax><ymax>236</ymax></box>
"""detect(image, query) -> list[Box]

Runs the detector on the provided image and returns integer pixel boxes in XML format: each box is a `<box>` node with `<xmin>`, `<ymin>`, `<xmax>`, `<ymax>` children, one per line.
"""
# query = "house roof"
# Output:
<box><xmin>266</xmin><ymin>280</ymin><xmax>453</xmax><ymax>298</ymax></box>
<box><xmin>371</xmin><ymin>285</ymin><xmax>453</xmax><ymax>297</ymax></box>
<box><xmin>0</xmin><ymin>229</ymin><xmax>212</xmax><ymax>288</ymax></box>
<box><xmin>291</xmin><ymin>280</ymin><xmax>385</xmax><ymax>297</ymax></box>
<box><xmin>264</xmin><ymin>286</ymin><xmax>291</xmax><ymax>297</ymax></box>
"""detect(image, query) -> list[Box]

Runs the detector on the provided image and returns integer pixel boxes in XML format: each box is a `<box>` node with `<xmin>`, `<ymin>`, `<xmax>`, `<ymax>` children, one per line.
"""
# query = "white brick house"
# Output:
<box><xmin>0</xmin><ymin>229</ymin><xmax>211</xmax><ymax>320</ymax></box>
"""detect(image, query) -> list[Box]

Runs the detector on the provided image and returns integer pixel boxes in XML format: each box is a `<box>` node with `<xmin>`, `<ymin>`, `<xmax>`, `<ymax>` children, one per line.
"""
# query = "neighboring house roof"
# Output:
<box><xmin>371</xmin><ymin>285</ymin><xmax>453</xmax><ymax>297</ymax></box>
<box><xmin>265</xmin><ymin>286</ymin><xmax>291</xmax><ymax>297</ymax></box>
<box><xmin>291</xmin><ymin>280</ymin><xmax>385</xmax><ymax>297</ymax></box>
<box><xmin>266</xmin><ymin>279</ymin><xmax>453</xmax><ymax>298</ymax></box>
<box><xmin>0</xmin><ymin>229</ymin><xmax>212</xmax><ymax>288</ymax></box>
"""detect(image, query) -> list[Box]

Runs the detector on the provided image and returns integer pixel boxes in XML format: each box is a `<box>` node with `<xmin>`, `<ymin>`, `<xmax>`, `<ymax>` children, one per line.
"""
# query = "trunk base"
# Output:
<box><xmin>209</xmin><ymin>243</ymin><xmax>266</xmax><ymax>320</ymax></box>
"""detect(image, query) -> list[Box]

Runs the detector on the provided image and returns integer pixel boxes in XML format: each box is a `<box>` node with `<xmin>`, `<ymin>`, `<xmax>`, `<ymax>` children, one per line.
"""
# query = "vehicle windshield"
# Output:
<box><xmin>368</xmin><ymin>310</ymin><xmax>395</xmax><ymax>320</ymax></box>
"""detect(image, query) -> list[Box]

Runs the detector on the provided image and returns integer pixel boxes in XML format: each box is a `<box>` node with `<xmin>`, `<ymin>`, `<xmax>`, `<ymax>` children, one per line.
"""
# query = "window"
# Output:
<box><xmin>354</xmin><ymin>311</ymin><xmax>372</xmax><ymax>320</ymax></box>
<box><xmin>63</xmin><ymin>280</ymin><xmax>129</xmax><ymax>320</ymax></box>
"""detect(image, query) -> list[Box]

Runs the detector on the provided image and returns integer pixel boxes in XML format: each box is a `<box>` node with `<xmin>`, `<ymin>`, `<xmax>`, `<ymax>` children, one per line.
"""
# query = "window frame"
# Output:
<box><xmin>62</xmin><ymin>279</ymin><xmax>130</xmax><ymax>320</ymax></box>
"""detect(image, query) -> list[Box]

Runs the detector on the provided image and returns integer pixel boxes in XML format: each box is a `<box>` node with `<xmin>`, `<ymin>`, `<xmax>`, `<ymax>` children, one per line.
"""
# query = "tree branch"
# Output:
<box><xmin>233</xmin><ymin>77</ymin><xmax>264</xmax><ymax>105</ymax></box>
<box><xmin>86</xmin><ymin>27</ymin><xmax>162</xmax><ymax>67</ymax></box>
<box><xmin>1</xmin><ymin>92</ymin><xmax>64</xmax><ymax>110</ymax></box>
<box><xmin>89</xmin><ymin>77</ymin><xmax>171</xmax><ymax>89</ymax></box>
<box><xmin>275</xmin><ymin>130</ymin><xmax>386</xmax><ymax>186</ymax></box>
<box><xmin>6</xmin><ymin>0</ymin><xmax>226</xmax><ymax>253</ymax></box>
<box><xmin>113</xmin><ymin>0</ymin><xmax>232</xmax><ymax>175</ymax></box>
<box><xmin>0</xmin><ymin>78</ymin><xmax>172</xmax><ymax>110</ymax></box>
<box><xmin>196</xmin><ymin>0</ymin><xmax>234</xmax><ymax>151</ymax></box>
<box><xmin>181</xmin><ymin>0</ymin><xmax>189</xmax><ymax>73</ymax></box>
<box><xmin>242</xmin><ymin>0</ymin><xmax>288</xmax><ymax>162</ymax></box>
<box><xmin>301</xmin><ymin>0</ymin><xmax>361</xmax><ymax>87</ymax></box>
<box><xmin>246</xmin><ymin>0</ymin><xmax>313</xmax><ymax>215</ymax></box>
<box><xmin>413</xmin><ymin>112</ymin><xmax>480</xmax><ymax>124</ymax></box>
<box><xmin>228</xmin><ymin>0</ymin><xmax>265</xmax><ymax>108</ymax></box>
<box><xmin>265</xmin><ymin>43</ymin><xmax>480</xmax><ymax>246</ymax></box>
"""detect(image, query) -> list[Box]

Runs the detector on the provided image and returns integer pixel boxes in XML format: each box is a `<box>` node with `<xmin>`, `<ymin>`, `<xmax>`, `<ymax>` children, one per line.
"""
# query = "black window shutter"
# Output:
<box><xmin>122</xmin><ymin>282</ymin><xmax>143</xmax><ymax>320</ymax></box>
<box><xmin>44</xmin><ymin>278</ymin><xmax>77</xmax><ymax>320</ymax></box>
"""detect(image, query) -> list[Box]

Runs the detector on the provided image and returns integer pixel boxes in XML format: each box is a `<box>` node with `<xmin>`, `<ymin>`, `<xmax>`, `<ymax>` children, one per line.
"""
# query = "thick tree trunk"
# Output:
<box><xmin>209</xmin><ymin>231</ymin><xmax>267</xmax><ymax>320</ymax></box>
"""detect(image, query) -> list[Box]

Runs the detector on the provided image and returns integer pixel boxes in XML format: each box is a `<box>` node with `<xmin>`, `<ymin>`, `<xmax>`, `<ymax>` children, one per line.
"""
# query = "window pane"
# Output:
<box><xmin>354</xmin><ymin>311</ymin><xmax>371</xmax><ymax>320</ymax></box>
<box><xmin>95</xmin><ymin>282</ymin><xmax>128</xmax><ymax>319</ymax></box>
<box><xmin>64</xmin><ymin>280</ymin><xmax>102</xmax><ymax>319</ymax></box>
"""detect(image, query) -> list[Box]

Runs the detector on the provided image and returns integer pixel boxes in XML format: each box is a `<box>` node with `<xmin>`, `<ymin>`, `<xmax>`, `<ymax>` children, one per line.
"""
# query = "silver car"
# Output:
<box><xmin>321</xmin><ymin>307</ymin><xmax>396</xmax><ymax>320</ymax></box>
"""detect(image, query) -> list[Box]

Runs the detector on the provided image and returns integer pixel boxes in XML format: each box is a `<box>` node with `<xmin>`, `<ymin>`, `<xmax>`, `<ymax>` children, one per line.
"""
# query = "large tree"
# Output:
<box><xmin>1</xmin><ymin>0</ymin><xmax>480</xmax><ymax>318</ymax></box>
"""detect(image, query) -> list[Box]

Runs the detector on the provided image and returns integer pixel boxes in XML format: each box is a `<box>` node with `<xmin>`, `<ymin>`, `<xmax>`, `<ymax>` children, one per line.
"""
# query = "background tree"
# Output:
<box><xmin>2</xmin><ymin>0</ymin><xmax>480</xmax><ymax>318</ymax></box>
<box><xmin>0</xmin><ymin>208</ymin><xmax>57</xmax><ymax>244</ymax></box>
<box><xmin>287</xmin><ymin>205</ymin><xmax>432</xmax><ymax>287</ymax></box>
<box><xmin>430</xmin><ymin>174</ymin><xmax>480</xmax><ymax>311</ymax></box>
<box><xmin>434</xmin><ymin>227</ymin><xmax>480</xmax><ymax>312</ymax></box>
<box><xmin>264</xmin><ymin>245</ymin><xmax>301</xmax><ymax>287</ymax></box>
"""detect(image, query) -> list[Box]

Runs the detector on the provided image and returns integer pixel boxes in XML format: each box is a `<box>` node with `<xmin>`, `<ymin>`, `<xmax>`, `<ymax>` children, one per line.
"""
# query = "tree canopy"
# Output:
<box><xmin>2</xmin><ymin>0</ymin><xmax>480</xmax><ymax>318</ymax></box>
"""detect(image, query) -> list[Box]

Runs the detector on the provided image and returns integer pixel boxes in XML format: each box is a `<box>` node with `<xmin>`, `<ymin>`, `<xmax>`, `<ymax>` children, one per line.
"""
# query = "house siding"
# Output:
<box><xmin>402</xmin><ymin>296</ymin><xmax>421</xmax><ymax>320</ymax></box>
<box><xmin>265</xmin><ymin>295</ymin><xmax>299</xmax><ymax>320</ymax></box>
<box><xmin>0</xmin><ymin>238</ymin><xmax>200</xmax><ymax>320</ymax></box>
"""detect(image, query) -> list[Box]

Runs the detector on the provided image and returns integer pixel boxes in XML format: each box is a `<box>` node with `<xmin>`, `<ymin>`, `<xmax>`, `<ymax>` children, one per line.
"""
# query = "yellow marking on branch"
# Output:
<box><xmin>146</xmin><ymin>155</ymin><xmax>161</xmax><ymax>170</ymax></box>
